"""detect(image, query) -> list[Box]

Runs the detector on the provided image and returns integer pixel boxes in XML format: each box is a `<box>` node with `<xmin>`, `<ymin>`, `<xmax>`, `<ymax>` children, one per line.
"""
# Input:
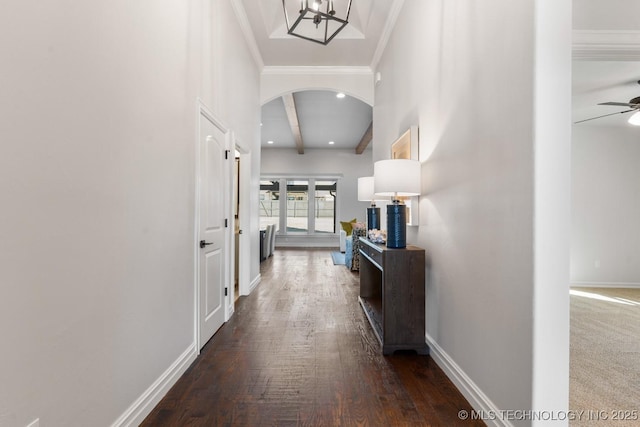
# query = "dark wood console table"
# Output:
<box><xmin>358</xmin><ymin>238</ymin><xmax>428</xmax><ymax>355</ymax></box>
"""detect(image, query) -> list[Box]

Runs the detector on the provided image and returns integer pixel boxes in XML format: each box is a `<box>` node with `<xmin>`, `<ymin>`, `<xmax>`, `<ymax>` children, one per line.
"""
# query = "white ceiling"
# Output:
<box><xmin>261</xmin><ymin>90</ymin><xmax>372</xmax><ymax>150</ymax></box>
<box><xmin>573</xmin><ymin>61</ymin><xmax>640</xmax><ymax>127</ymax></box>
<box><xmin>572</xmin><ymin>1</ymin><xmax>640</xmax><ymax>127</ymax></box>
<box><xmin>239</xmin><ymin>1</ymin><xmax>640</xmax><ymax>151</ymax></box>
<box><xmin>239</xmin><ymin>0</ymin><xmax>400</xmax><ymax>67</ymax></box>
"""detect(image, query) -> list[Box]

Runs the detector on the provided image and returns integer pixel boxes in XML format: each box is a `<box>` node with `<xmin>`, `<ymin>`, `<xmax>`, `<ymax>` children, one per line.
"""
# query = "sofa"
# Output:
<box><xmin>339</xmin><ymin>229</ymin><xmax>347</xmax><ymax>252</ymax></box>
<box><xmin>339</xmin><ymin>218</ymin><xmax>364</xmax><ymax>252</ymax></box>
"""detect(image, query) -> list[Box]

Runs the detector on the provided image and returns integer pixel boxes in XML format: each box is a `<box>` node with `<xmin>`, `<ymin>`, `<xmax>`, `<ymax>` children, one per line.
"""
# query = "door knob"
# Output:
<box><xmin>200</xmin><ymin>240</ymin><xmax>213</xmax><ymax>248</ymax></box>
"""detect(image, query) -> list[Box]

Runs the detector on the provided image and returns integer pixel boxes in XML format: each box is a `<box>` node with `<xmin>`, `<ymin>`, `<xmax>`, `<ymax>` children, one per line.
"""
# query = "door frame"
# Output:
<box><xmin>194</xmin><ymin>100</ymin><xmax>232</xmax><ymax>352</ymax></box>
<box><xmin>233</xmin><ymin>138</ymin><xmax>252</xmax><ymax>296</ymax></box>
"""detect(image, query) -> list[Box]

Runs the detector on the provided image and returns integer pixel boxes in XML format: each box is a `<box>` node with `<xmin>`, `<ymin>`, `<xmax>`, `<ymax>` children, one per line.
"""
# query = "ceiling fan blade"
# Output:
<box><xmin>574</xmin><ymin>109</ymin><xmax>636</xmax><ymax>124</ymax></box>
<box><xmin>598</xmin><ymin>102</ymin><xmax>638</xmax><ymax>107</ymax></box>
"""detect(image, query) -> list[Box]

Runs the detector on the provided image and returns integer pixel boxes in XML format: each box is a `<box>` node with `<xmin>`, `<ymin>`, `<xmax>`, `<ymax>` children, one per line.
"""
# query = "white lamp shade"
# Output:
<box><xmin>628</xmin><ymin>111</ymin><xmax>640</xmax><ymax>126</ymax></box>
<box><xmin>357</xmin><ymin>176</ymin><xmax>375</xmax><ymax>201</ymax></box>
<box><xmin>374</xmin><ymin>159</ymin><xmax>421</xmax><ymax>197</ymax></box>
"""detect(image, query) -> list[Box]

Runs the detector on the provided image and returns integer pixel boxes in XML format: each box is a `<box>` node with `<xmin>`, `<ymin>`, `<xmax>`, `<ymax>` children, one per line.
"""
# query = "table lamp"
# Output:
<box><xmin>357</xmin><ymin>176</ymin><xmax>380</xmax><ymax>231</ymax></box>
<box><xmin>374</xmin><ymin>159</ymin><xmax>421</xmax><ymax>248</ymax></box>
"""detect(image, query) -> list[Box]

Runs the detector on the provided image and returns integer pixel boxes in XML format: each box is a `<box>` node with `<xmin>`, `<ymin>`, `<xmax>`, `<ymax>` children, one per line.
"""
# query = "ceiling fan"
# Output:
<box><xmin>575</xmin><ymin>81</ymin><xmax>640</xmax><ymax>125</ymax></box>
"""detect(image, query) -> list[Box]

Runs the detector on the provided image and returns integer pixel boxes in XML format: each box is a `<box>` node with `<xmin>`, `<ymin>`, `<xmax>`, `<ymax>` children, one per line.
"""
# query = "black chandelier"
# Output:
<box><xmin>282</xmin><ymin>0</ymin><xmax>353</xmax><ymax>45</ymax></box>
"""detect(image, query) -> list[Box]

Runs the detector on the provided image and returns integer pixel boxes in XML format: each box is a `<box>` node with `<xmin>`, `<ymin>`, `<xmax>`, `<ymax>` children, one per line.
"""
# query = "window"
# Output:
<box><xmin>286</xmin><ymin>180</ymin><xmax>308</xmax><ymax>233</ymax></box>
<box><xmin>314</xmin><ymin>180</ymin><xmax>336</xmax><ymax>233</ymax></box>
<box><xmin>260</xmin><ymin>177</ymin><xmax>339</xmax><ymax>235</ymax></box>
<box><xmin>259</xmin><ymin>180</ymin><xmax>279</xmax><ymax>230</ymax></box>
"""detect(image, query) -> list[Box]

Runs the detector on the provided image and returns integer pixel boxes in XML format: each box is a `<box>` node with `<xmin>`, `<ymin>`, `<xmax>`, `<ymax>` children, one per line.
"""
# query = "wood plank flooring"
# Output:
<box><xmin>142</xmin><ymin>248</ymin><xmax>483</xmax><ymax>426</ymax></box>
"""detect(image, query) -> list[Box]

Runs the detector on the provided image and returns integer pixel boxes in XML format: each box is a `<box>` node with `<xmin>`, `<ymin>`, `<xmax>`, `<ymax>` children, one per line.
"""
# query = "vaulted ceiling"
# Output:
<box><xmin>233</xmin><ymin>0</ymin><xmax>402</xmax><ymax>153</ymax></box>
<box><xmin>261</xmin><ymin>90</ymin><xmax>372</xmax><ymax>152</ymax></box>
<box><xmin>234</xmin><ymin>1</ymin><xmax>640</xmax><ymax>153</ymax></box>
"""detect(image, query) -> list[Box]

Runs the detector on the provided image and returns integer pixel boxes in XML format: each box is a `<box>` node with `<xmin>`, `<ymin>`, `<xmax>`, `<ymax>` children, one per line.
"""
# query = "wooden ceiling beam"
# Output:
<box><xmin>282</xmin><ymin>94</ymin><xmax>304</xmax><ymax>155</ymax></box>
<box><xmin>355</xmin><ymin>121</ymin><xmax>373</xmax><ymax>154</ymax></box>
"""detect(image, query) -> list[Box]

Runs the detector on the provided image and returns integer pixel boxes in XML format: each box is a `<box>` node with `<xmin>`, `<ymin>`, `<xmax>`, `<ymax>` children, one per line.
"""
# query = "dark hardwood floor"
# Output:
<box><xmin>142</xmin><ymin>248</ymin><xmax>483</xmax><ymax>426</ymax></box>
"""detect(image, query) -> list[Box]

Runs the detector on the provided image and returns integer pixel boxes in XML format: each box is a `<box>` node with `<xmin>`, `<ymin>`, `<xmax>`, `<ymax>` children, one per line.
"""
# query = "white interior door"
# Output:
<box><xmin>198</xmin><ymin>113</ymin><xmax>227</xmax><ymax>348</ymax></box>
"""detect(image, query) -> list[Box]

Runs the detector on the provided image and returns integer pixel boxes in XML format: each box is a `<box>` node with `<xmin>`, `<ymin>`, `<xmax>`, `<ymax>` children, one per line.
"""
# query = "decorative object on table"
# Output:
<box><xmin>391</xmin><ymin>126</ymin><xmax>420</xmax><ymax>226</ymax></box>
<box><xmin>352</xmin><ymin>221</ymin><xmax>365</xmax><ymax>231</ymax></box>
<box><xmin>374</xmin><ymin>159</ymin><xmax>421</xmax><ymax>249</ymax></box>
<box><xmin>358</xmin><ymin>176</ymin><xmax>380</xmax><ymax>231</ymax></box>
<box><xmin>368</xmin><ymin>228</ymin><xmax>386</xmax><ymax>244</ymax></box>
<box><xmin>282</xmin><ymin>0</ymin><xmax>353</xmax><ymax>45</ymax></box>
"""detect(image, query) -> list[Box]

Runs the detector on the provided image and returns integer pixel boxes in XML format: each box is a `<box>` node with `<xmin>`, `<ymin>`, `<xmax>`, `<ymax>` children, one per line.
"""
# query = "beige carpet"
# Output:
<box><xmin>570</xmin><ymin>287</ymin><xmax>640</xmax><ymax>426</ymax></box>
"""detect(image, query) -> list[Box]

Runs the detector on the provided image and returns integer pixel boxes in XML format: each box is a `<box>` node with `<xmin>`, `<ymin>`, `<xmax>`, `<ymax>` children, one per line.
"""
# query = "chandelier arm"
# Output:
<box><xmin>345</xmin><ymin>0</ymin><xmax>353</xmax><ymax>20</ymax></box>
<box><xmin>324</xmin><ymin>2</ymin><xmax>329</xmax><ymax>40</ymax></box>
<box><xmin>282</xmin><ymin>0</ymin><xmax>292</xmax><ymax>29</ymax></box>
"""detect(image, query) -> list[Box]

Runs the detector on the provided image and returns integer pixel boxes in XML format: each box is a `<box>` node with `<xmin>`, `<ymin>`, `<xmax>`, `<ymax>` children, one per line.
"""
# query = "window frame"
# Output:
<box><xmin>260</xmin><ymin>174</ymin><xmax>341</xmax><ymax>237</ymax></box>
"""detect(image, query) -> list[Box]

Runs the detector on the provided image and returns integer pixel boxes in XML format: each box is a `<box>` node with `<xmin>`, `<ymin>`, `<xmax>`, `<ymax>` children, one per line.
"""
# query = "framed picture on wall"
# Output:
<box><xmin>391</xmin><ymin>126</ymin><xmax>418</xmax><ymax>160</ymax></box>
<box><xmin>390</xmin><ymin>126</ymin><xmax>419</xmax><ymax>226</ymax></box>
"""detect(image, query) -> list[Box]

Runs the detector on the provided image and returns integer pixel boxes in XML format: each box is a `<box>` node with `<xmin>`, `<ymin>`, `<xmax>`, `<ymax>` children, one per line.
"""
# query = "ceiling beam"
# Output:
<box><xmin>282</xmin><ymin>94</ymin><xmax>304</xmax><ymax>155</ymax></box>
<box><xmin>355</xmin><ymin>121</ymin><xmax>373</xmax><ymax>154</ymax></box>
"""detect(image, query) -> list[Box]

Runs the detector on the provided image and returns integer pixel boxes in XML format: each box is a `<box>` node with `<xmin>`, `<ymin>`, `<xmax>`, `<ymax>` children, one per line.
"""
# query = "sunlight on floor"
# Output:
<box><xmin>570</xmin><ymin>289</ymin><xmax>640</xmax><ymax>306</ymax></box>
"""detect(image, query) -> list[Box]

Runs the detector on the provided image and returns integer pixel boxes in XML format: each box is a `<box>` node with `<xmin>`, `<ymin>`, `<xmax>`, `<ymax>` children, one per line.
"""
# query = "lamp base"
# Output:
<box><xmin>367</xmin><ymin>207</ymin><xmax>380</xmax><ymax>231</ymax></box>
<box><xmin>386</xmin><ymin>203</ymin><xmax>406</xmax><ymax>248</ymax></box>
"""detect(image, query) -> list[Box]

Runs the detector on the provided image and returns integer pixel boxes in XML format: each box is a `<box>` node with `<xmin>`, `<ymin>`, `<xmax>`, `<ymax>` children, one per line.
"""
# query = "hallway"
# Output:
<box><xmin>142</xmin><ymin>249</ymin><xmax>482</xmax><ymax>426</ymax></box>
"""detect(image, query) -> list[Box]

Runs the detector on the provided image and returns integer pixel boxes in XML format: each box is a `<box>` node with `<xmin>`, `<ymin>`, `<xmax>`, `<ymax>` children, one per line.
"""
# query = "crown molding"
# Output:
<box><xmin>573</xmin><ymin>30</ymin><xmax>640</xmax><ymax>61</ymax></box>
<box><xmin>262</xmin><ymin>66</ymin><xmax>373</xmax><ymax>76</ymax></box>
<box><xmin>370</xmin><ymin>0</ymin><xmax>405</xmax><ymax>70</ymax></box>
<box><xmin>230</xmin><ymin>0</ymin><xmax>265</xmax><ymax>70</ymax></box>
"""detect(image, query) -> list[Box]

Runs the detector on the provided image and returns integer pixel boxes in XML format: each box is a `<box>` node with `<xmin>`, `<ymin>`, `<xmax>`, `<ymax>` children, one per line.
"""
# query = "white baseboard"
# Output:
<box><xmin>111</xmin><ymin>343</ymin><xmax>198</xmax><ymax>427</ymax></box>
<box><xmin>425</xmin><ymin>335</ymin><xmax>512</xmax><ymax>427</ymax></box>
<box><xmin>571</xmin><ymin>281</ymin><xmax>640</xmax><ymax>289</ymax></box>
<box><xmin>249</xmin><ymin>274</ymin><xmax>261</xmax><ymax>293</ymax></box>
<box><xmin>227</xmin><ymin>304</ymin><xmax>235</xmax><ymax>319</ymax></box>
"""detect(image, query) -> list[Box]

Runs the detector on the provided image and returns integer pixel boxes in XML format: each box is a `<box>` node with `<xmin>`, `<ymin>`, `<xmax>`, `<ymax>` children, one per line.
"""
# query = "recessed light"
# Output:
<box><xmin>267</xmin><ymin>140</ymin><xmax>274</xmax><ymax>144</ymax></box>
<box><xmin>336</xmin><ymin>92</ymin><xmax>345</xmax><ymax>99</ymax></box>
<box><xmin>328</xmin><ymin>141</ymin><xmax>335</xmax><ymax>145</ymax></box>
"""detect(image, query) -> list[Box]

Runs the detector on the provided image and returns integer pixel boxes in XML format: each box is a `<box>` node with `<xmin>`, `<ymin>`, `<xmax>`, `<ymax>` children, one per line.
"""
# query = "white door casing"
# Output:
<box><xmin>197</xmin><ymin>108</ymin><xmax>228</xmax><ymax>349</ymax></box>
<box><xmin>234</xmin><ymin>143</ymin><xmax>251</xmax><ymax>296</ymax></box>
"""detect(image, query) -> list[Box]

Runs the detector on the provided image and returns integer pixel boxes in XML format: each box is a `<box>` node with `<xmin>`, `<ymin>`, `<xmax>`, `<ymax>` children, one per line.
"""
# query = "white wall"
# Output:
<box><xmin>214</xmin><ymin>0</ymin><xmax>263</xmax><ymax>290</ymax></box>
<box><xmin>572</xmin><ymin>125</ymin><xmax>640</xmax><ymax>285</ymax></box>
<box><xmin>0</xmin><ymin>1</ymin><xmax>260</xmax><ymax>426</ymax></box>
<box><xmin>375</xmin><ymin>0</ymin><xmax>570</xmax><ymax>424</ymax></box>
<box><xmin>261</xmin><ymin>148</ymin><xmax>373</xmax><ymax>246</ymax></box>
